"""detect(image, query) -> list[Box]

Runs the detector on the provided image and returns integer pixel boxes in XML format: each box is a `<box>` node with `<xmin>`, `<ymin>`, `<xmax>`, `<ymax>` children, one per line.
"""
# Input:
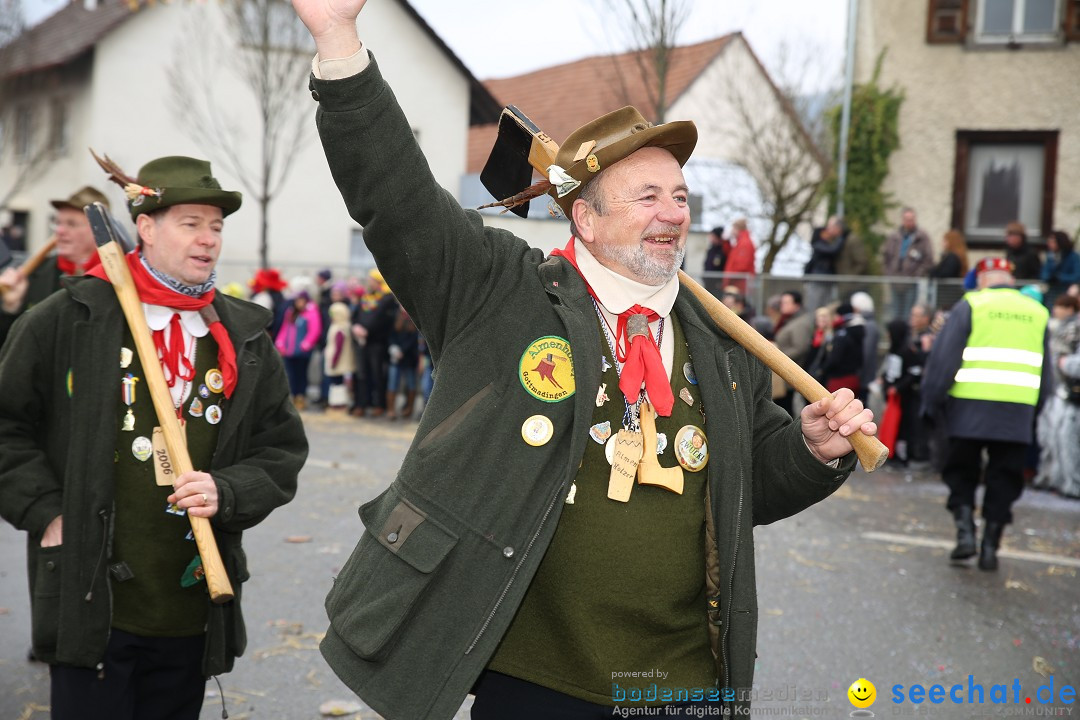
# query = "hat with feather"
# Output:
<box><xmin>92</xmin><ymin>150</ymin><xmax>242</xmax><ymax>220</ymax></box>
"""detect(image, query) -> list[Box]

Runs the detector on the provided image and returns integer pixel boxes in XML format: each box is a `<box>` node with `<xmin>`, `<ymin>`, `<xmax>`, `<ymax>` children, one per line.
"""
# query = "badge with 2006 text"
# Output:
<box><xmin>518</xmin><ymin>336</ymin><xmax>575</xmax><ymax>403</ymax></box>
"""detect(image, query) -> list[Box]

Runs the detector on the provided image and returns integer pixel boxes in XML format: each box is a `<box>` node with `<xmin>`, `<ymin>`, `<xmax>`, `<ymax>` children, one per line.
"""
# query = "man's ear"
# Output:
<box><xmin>572</xmin><ymin>199</ymin><xmax>595</xmax><ymax>244</ymax></box>
<box><xmin>136</xmin><ymin>213</ymin><xmax>155</xmax><ymax>249</ymax></box>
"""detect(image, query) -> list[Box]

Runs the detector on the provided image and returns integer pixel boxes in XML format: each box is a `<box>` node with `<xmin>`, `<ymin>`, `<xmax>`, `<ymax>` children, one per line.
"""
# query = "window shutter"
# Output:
<box><xmin>926</xmin><ymin>0</ymin><xmax>969</xmax><ymax>43</ymax></box>
<box><xmin>1066</xmin><ymin>0</ymin><xmax>1080</xmax><ymax>41</ymax></box>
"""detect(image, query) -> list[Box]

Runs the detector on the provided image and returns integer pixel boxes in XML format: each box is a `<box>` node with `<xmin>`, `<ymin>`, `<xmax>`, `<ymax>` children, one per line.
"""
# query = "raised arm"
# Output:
<box><xmin>291</xmin><ymin>0</ymin><xmax>364</xmax><ymax>61</ymax></box>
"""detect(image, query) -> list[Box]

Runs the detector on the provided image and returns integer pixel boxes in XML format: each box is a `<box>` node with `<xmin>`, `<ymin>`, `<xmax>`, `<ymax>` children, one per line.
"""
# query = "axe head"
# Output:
<box><xmin>480</xmin><ymin>105</ymin><xmax>545</xmax><ymax>219</ymax></box>
<box><xmin>85</xmin><ymin>203</ymin><xmax>136</xmax><ymax>254</ymax></box>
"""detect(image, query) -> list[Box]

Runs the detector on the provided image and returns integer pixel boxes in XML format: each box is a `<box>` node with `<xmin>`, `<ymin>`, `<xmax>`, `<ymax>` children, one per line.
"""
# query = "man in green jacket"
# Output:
<box><xmin>294</xmin><ymin>1</ymin><xmax>875</xmax><ymax>717</ymax></box>
<box><xmin>0</xmin><ymin>156</ymin><xmax>308</xmax><ymax>720</ymax></box>
<box><xmin>0</xmin><ymin>185</ymin><xmax>111</xmax><ymax>350</ymax></box>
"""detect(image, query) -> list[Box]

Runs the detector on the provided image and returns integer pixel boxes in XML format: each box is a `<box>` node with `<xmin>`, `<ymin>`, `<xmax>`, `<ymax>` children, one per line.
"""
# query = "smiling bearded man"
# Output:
<box><xmin>290</xmin><ymin>0</ymin><xmax>876</xmax><ymax>717</ymax></box>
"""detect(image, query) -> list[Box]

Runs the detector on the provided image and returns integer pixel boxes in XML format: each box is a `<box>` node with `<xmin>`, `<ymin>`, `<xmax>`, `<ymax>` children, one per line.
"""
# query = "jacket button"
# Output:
<box><xmin>45</xmin><ymin>561</ymin><xmax>55</xmax><ymax>571</ymax></box>
<box><xmin>502</xmin><ymin>546</ymin><xmax>514</xmax><ymax>558</ymax></box>
<box><xmin>311</xmin><ymin>90</ymin><xmax>320</xmax><ymax>101</ymax></box>
<box><xmin>387</xmin><ymin>532</ymin><xmax>399</xmax><ymax>543</ymax></box>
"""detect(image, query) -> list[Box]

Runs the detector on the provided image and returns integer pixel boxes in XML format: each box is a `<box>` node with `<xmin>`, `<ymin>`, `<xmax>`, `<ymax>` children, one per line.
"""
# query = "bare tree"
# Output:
<box><xmin>715</xmin><ymin>40</ymin><xmax>835</xmax><ymax>272</ymax></box>
<box><xmin>169</xmin><ymin>0</ymin><xmax>313</xmax><ymax>269</ymax></box>
<box><xmin>598</xmin><ymin>0</ymin><xmax>691</xmax><ymax>123</ymax></box>
<box><xmin>0</xmin><ymin>0</ymin><xmax>56</xmax><ymax>214</ymax></box>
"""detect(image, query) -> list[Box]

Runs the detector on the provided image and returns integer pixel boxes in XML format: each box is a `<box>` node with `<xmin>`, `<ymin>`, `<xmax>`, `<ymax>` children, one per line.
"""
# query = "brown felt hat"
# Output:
<box><xmin>51</xmin><ymin>186</ymin><xmax>109</xmax><ymax>212</ymax></box>
<box><xmin>549</xmin><ymin>106</ymin><xmax>697</xmax><ymax>217</ymax></box>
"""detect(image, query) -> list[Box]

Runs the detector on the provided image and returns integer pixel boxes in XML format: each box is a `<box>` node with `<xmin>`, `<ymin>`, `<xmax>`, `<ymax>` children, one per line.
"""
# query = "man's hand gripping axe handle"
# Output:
<box><xmin>479</xmin><ymin>109</ymin><xmax>887</xmax><ymax>472</ymax></box>
<box><xmin>85</xmin><ymin>202</ymin><xmax>235</xmax><ymax>602</ymax></box>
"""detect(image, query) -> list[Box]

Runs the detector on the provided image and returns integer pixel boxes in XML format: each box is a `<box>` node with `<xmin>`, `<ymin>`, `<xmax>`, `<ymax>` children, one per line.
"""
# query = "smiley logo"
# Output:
<box><xmin>848</xmin><ymin>678</ymin><xmax>876</xmax><ymax>709</ymax></box>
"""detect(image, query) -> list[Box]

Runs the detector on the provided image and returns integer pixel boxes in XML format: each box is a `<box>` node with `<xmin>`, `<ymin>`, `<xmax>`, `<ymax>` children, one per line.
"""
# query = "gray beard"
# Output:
<box><xmin>593</xmin><ymin>240</ymin><xmax>685</xmax><ymax>286</ymax></box>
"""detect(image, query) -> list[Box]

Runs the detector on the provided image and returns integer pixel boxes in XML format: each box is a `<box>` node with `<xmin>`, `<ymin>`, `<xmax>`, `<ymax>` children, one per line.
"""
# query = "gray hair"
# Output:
<box><xmin>569</xmin><ymin>172</ymin><xmax>607</xmax><ymax>238</ymax></box>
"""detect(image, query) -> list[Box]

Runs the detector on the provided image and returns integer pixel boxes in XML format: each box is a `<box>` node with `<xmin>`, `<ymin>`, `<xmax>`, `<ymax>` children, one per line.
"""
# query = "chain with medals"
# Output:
<box><xmin>590</xmin><ymin>299</ymin><xmax>687</xmax><ymax>503</ymax></box>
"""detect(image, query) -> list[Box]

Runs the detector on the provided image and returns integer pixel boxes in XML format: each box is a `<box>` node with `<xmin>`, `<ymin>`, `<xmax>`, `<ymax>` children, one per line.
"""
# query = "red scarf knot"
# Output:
<box><xmin>552</xmin><ymin>238</ymin><xmax>675</xmax><ymax>417</ymax></box>
<box><xmin>88</xmin><ymin>252</ymin><xmax>238</xmax><ymax>399</ymax></box>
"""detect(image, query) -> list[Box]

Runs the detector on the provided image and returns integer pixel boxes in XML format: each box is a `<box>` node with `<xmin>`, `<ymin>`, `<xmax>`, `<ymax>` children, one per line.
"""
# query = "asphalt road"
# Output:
<box><xmin>1</xmin><ymin>412</ymin><xmax>1077</xmax><ymax>720</ymax></box>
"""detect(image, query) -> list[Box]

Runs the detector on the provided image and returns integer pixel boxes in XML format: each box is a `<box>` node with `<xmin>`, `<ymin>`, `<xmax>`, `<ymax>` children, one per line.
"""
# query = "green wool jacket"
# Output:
<box><xmin>312</xmin><ymin>56</ymin><xmax>856</xmax><ymax>720</ymax></box>
<box><xmin>0</xmin><ymin>277</ymin><xmax>308</xmax><ymax>676</ymax></box>
<box><xmin>0</xmin><ymin>255</ymin><xmax>63</xmax><ymax>350</ymax></box>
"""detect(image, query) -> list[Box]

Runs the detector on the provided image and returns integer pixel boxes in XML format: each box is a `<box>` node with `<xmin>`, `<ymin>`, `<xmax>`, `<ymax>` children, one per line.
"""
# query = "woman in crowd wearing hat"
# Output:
<box><xmin>249</xmin><ymin>267</ymin><xmax>290</xmax><ymax>338</ymax></box>
<box><xmin>0</xmin><ymin>155</ymin><xmax>307</xmax><ymax>719</ymax></box>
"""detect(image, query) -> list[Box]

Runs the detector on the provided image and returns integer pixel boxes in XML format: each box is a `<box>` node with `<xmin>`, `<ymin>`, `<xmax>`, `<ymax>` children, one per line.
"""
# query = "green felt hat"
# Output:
<box><xmin>126</xmin><ymin>156</ymin><xmax>242</xmax><ymax>220</ymax></box>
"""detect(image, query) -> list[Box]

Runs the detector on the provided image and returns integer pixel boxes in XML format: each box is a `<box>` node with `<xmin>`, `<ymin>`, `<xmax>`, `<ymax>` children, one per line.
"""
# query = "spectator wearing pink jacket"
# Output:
<box><xmin>275</xmin><ymin>290</ymin><xmax>322</xmax><ymax>409</ymax></box>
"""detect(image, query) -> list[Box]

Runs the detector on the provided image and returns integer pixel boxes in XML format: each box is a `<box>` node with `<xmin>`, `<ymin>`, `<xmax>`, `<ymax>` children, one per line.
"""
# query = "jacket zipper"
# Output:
<box><xmin>465</xmin><ymin>485</ymin><xmax>562</xmax><ymax>655</ymax></box>
<box><xmin>84</xmin><ymin>508</ymin><xmax>110</xmax><ymax>602</ymax></box>
<box><xmin>719</xmin><ymin>354</ymin><xmax>744</xmax><ymax>693</ymax></box>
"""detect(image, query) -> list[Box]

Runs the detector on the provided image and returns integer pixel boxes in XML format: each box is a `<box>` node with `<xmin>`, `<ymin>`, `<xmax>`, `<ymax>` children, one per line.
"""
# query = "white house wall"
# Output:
<box><xmin>5</xmin><ymin>0</ymin><xmax>472</xmax><ymax>284</ymax></box>
<box><xmin>854</xmin><ymin>0</ymin><xmax>1080</xmax><ymax>243</ymax></box>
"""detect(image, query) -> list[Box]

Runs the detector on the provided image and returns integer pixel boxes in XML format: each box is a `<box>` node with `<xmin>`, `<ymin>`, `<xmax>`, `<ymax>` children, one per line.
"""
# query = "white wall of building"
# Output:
<box><xmin>2</xmin><ymin>0</ymin><xmax>474</xmax><ymax>284</ymax></box>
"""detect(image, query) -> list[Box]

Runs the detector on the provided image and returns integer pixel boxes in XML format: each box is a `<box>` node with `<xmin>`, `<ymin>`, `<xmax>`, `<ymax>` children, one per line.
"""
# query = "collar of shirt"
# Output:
<box><xmin>572</xmin><ymin>238</ymin><xmax>679</xmax><ymax>317</ymax></box>
<box><xmin>573</xmin><ymin>238</ymin><xmax>677</xmax><ymax>377</ymax></box>
<box><xmin>143</xmin><ymin>304</ymin><xmax>210</xmax><ymax>338</ymax></box>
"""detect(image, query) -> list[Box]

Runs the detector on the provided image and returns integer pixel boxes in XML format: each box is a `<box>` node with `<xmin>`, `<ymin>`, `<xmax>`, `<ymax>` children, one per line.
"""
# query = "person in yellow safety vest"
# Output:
<box><xmin>921</xmin><ymin>257</ymin><xmax>1051</xmax><ymax>571</ymax></box>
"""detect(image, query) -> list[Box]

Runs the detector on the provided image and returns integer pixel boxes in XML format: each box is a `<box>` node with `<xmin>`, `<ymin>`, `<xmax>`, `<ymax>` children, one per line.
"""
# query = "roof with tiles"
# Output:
<box><xmin>1</xmin><ymin>0</ymin><xmax>137</xmax><ymax>79</ymax></box>
<box><xmin>467</xmin><ymin>35</ymin><xmax>736</xmax><ymax>174</ymax></box>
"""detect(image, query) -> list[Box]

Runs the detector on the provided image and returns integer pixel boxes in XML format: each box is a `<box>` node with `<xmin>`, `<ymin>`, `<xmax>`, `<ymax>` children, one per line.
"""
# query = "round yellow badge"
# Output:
<box><xmin>673</xmin><ymin>425</ymin><xmax>709</xmax><ymax>472</ymax></box>
<box><xmin>519</xmin><ymin>336</ymin><xmax>575</xmax><ymax>403</ymax></box>
<box><xmin>521</xmin><ymin>415</ymin><xmax>554</xmax><ymax>447</ymax></box>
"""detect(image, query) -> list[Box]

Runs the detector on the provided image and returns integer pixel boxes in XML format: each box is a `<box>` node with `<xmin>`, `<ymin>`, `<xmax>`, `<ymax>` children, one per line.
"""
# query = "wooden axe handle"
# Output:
<box><xmin>0</xmin><ymin>236</ymin><xmax>58</xmax><ymax>296</ymax></box>
<box><xmin>20</xmin><ymin>235</ymin><xmax>58</xmax><ymax>276</ymax></box>
<box><xmin>94</xmin><ymin>217</ymin><xmax>234</xmax><ymax>603</ymax></box>
<box><xmin>678</xmin><ymin>270</ymin><xmax>887</xmax><ymax>472</ymax></box>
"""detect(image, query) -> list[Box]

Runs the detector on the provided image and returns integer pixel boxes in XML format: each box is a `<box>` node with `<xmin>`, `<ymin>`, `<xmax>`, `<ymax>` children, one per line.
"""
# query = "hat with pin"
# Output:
<box><xmin>547</xmin><ymin>106</ymin><xmax>697</xmax><ymax>217</ymax></box>
<box><xmin>91</xmin><ymin>150</ymin><xmax>242</xmax><ymax>220</ymax></box>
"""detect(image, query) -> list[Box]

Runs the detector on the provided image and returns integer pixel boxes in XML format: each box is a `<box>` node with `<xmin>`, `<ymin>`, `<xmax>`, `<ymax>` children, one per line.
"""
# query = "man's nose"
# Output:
<box><xmin>656</xmin><ymin>197</ymin><xmax>688</xmax><ymax>224</ymax></box>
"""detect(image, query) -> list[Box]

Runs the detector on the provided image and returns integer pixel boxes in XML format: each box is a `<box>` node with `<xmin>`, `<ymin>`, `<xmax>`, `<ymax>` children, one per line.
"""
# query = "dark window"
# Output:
<box><xmin>952</xmin><ymin>130</ymin><xmax>1058</xmax><ymax>246</ymax></box>
<box><xmin>927</xmin><ymin>0</ymin><xmax>970</xmax><ymax>43</ymax></box>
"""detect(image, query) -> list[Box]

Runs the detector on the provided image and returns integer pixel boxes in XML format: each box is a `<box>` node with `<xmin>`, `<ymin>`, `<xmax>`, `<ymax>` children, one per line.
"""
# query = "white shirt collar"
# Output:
<box><xmin>143</xmin><ymin>304</ymin><xmax>209</xmax><ymax>337</ymax></box>
<box><xmin>572</xmin><ymin>238</ymin><xmax>679</xmax><ymax>317</ymax></box>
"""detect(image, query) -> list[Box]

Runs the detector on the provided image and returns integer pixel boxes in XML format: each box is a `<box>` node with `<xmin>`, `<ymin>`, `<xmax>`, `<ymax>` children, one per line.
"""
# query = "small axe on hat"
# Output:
<box><xmin>479</xmin><ymin>105</ymin><xmax>559</xmax><ymax>217</ymax></box>
<box><xmin>479</xmin><ymin>107</ymin><xmax>888</xmax><ymax>472</ymax></box>
<box><xmin>85</xmin><ymin>202</ymin><xmax>234</xmax><ymax>603</ymax></box>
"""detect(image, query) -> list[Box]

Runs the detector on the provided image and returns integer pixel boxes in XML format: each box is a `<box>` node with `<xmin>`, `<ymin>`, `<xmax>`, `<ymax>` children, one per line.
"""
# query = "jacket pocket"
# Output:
<box><xmin>417</xmin><ymin>381</ymin><xmax>497</xmax><ymax>450</ymax></box>
<box><xmin>326</xmin><ymin>490</ymin><xmax>458</xmax><ymax>661</ymax></box>
<box><xmin>31</xmin><ymin>545</ymin><xmax>63</xmax><ymax>655</ymax></box>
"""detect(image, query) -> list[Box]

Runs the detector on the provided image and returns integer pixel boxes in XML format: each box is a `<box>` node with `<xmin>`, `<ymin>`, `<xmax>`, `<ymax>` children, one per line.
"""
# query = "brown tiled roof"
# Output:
<box><xmin>0</xmin><ymin>0</ymin><xmax>136</xmax><ymax>79</ymax></box>
<box><xmin>467</xmin><ymin>35</ymin><xmax>735</xmax><ymax>173</ymax></box>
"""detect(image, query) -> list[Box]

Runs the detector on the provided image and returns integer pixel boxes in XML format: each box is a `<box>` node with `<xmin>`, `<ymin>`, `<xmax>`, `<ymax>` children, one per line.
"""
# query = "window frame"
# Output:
<box><xmin>951</xmin><ymin>130</ymin><xmax>1058</xmax><ymax>248</ymax></box>
<box><xmin>973</xmin><ymin>0</ymin><xmax>1063</xmax><ymax>44</ymax></box>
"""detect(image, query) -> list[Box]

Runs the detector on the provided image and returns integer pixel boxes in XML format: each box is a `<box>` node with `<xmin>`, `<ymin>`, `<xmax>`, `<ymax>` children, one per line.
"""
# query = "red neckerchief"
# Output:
<box><xmin>551</xmin><ymin>238</ymin><xmax>674</xmax><ymax>416</ymax></box>
<box><xmin>88</xmin><ymin>253</ymin><xmax>238</xmax><ymax>399</ymax></box>
<box><xmin>56</xmin><ymin>253</ymin><xmax>102</xmax><ymax>277</ymax></box>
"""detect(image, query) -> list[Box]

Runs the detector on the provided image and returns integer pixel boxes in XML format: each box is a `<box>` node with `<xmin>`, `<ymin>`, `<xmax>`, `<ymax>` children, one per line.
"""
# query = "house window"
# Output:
<box><xmin>952</xmin><ymin>130</ymin><xmax>1058</xmax><ymax>245</ymax></box>
<box><xmin>974</xmin><ymin>0</ymin><xmax>1061</xmax><ymax>42</ymax></box>
<box><xmin>14</xmin><ymin>106</ymin><xmax>33</xmax><ymax>162</ymax></box>
<box><xmin>50</xmin><ymin>99</ymin><xmax>69</xmax><ymax>156</ymax></box>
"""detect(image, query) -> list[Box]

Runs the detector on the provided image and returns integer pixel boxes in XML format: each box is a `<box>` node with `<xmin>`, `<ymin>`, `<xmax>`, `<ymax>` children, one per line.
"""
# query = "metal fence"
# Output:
<box><xmin>699</xmin><ymin>271</ymin><xmax>1045</xmax><ymax>321</ymax></box>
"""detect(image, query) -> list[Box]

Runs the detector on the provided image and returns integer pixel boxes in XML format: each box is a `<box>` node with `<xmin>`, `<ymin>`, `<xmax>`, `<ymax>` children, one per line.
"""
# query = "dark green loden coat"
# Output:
<box><xmin>311</xmin><ymin>56</ymin><xmax>856</xmax><ymax>720</ymax></box>
<box><xmin>0</xmin><ymin>277</ymin><xmax>308</xmax><ymax>676</ymax></box>
<box><xmin>0</xmin><ymin>255</ymin><xmax>63</xmax><ymax>349</ymax></box>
